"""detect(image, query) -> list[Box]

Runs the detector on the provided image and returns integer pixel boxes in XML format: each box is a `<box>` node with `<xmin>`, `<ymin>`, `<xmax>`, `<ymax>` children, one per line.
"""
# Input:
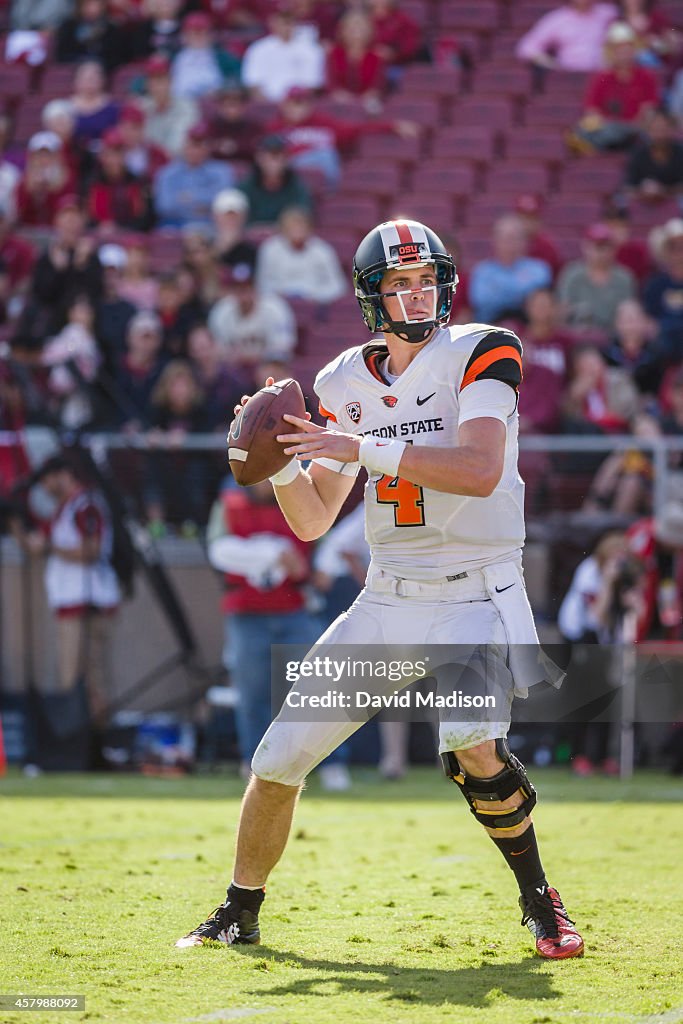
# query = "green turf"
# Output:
<box><xmin>1</xmin><ymin>767</ymin><xmax>683</xmax><ymax>1024</ymax></box>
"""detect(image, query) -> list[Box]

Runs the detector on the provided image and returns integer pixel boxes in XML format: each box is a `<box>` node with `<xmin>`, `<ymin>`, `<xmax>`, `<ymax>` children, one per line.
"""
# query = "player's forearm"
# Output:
<box><xmin>397</xmin><ymin>443</ymin><xmax>502</xmax><ymax>498</ymax></box>
<box><xmin>272</xmin><ymin>470</ymin><xmax>338</xmax><ymax>542</ymax></box>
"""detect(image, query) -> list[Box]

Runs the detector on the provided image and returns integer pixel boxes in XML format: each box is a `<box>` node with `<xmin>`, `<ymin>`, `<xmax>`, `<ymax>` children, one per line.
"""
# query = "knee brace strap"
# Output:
<box><xmin>441</xmin><ymin>738</ymin><xmax>537</xmax><ymax>830</ymax></box>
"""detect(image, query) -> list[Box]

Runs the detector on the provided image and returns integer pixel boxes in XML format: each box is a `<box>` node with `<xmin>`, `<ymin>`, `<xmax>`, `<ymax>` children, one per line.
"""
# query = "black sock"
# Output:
<box><xmin>227</xmin><ymin>883</ymin><xmax>265</xmax><ymax>914</ymax></box>
<box><xmin>490</xmin><ymin>823</ymin><xmax>546</xmax><ymax>894</ymax></box>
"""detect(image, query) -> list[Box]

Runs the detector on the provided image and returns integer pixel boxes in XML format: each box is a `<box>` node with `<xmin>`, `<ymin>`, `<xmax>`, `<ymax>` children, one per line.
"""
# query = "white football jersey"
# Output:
<box><xmin>313</xmin><ymin>323</ymin><xmax>526</xmax><ymax>581</ymax></box>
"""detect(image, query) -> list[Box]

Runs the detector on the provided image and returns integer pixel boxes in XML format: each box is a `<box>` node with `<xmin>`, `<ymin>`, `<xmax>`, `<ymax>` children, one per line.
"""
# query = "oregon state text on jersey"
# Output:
<box><xmin>314</xmin><ymin>324</ymin><xmax>525</xmax><ymax>581</ymax></box>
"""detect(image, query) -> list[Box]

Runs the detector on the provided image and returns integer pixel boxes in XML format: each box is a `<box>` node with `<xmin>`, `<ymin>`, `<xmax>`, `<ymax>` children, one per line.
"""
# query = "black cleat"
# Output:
<box><xmin>175</xmin><ymin>899</ymin><xmax>261</xmax><ymax>948</ymax></box>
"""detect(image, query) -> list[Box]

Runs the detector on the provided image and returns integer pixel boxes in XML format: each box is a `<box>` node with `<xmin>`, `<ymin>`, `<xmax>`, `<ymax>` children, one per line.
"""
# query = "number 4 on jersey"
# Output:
<box><xmin>376</xmin><ymin>473</ymin><xmax>425</xmax><ymax>527</ymax></box>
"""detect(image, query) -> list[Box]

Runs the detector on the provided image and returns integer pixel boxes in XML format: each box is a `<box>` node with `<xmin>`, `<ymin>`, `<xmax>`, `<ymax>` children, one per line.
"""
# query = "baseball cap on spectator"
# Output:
<box><xmin>28</xmin><ymin>130</ymin><xmax>62</xmax><ymax>153</ymax></box>
<box><xmin>99</xmin><ymin>243</ymin><xmax>128</xmax><ymax>269</ymax></box>
<box><xmin>101</xmin><ymin>127</ymin><xmax>126</xmax><ymax>149</ymax></box>
<box><xmin>183</xmin><ymin>11</ymin><xmax>212</xmax><ymax>32</ymax></box>
<box><xmin>128</xmin><ymin>310</ymin><xmax>162</xmax><ymax>335</ymax></box>
<box><xmin>55</xmin><ymin>194</ymin><xmax>82</xmax><ymax>215</ymax></box>
<box><xmin>584</xmin><ymin>222</ymin><xmax>614</xmax><ymax>244</ymax></box>
<box><xmin>606</xmin><ymin>21</ymin><xmax>637</xmax><ymax>45</ymax></box>
<box><xmin>187</xmin><ymin>123</ymin><xmax>211</xmax><ymax>143</ymax></box>
<box><xmin>650</xmin><ymin>218</ymin><xmax>683</xmax><ymax>260</ymax></box>
<box><xmin>222</xmin><ymin>261</ymin><xmax>255</xmax><ymax>285</ymax></box>
<box><xmin>515</xmin><ymin>194</ymin><xmax>543</xmax><ymax>216</ymax></box>
<box><xmin>120</xmin><ymin>104</ymin><xmax>145</xmax><ymax>126</ymax></box>
<box><xmin>212</xmin><ymin>189</ymin><xmax>249</xmax><ymax>217</ymax></box>
<box><xmin>145</xmin><ymin>54</ymin><xmax>171</xmax><ymax>76</ymax></box>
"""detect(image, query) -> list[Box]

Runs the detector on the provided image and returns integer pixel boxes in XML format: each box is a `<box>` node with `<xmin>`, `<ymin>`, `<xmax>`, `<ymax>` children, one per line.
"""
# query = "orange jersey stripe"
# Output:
<box><xmin>366</xmin><ymin>351</ymin><xmax>385</xmax><ymax>383</ymax></box>
<box><xmin>318</xmin><ymin>401</ymin><xmax>338</xmax><ymax>422</ymax></box>
<box><xmin>460</xmin><ymin>345</ymin><xmax>523</xmax><ymax>392</ymax></box>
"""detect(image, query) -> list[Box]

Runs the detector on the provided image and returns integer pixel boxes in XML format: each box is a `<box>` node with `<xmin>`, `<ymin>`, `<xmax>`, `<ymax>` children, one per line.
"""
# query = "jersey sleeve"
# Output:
<box><xmin>459</xmin><ymin>329</ymin><xmax>523</xmax><ymax>394</ymax></box>
<box><xmin>458</xmin><ymin>378</ymin><xmax>517</xmax><ymax>426</ymax></box>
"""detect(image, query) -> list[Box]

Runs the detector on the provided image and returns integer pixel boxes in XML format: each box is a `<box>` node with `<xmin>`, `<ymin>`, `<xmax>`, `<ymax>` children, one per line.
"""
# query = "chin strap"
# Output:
<box><xmin>388</xmin><ymin>320</ymin><xmax>436</xmax><ymax>344</ymax></box>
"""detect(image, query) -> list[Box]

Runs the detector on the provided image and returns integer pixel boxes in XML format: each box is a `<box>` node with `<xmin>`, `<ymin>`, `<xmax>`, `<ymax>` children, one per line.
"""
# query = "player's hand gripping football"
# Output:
<box><xmin>277</xmin><ymin>415</ymin><xmax>362</xmax><ymax>464</ymax></box>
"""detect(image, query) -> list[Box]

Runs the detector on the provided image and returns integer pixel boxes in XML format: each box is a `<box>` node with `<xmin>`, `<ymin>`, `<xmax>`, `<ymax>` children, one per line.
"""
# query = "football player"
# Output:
<box><xmin>177</xmin><ymin>220</ymin><xmax>584</xmax><ymax>960</ymax></box>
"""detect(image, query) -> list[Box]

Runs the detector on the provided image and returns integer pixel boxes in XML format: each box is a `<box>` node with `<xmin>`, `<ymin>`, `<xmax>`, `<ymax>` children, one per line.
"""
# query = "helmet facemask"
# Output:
<box><xmin>355</xmin><ymin>253</ymin><xmax>458</xmax><ymax>344</ymax></box>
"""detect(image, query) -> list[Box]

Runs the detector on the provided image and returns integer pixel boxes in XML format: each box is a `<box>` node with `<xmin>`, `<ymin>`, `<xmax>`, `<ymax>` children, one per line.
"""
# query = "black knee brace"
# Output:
<box><xmin>441</xmin><ymin>737</ymin><xmax>537</xmax><ymax>830</ymax></box>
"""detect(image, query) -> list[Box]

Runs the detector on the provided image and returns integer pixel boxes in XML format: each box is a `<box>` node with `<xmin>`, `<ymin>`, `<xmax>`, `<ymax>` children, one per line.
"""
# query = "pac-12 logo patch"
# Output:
<box><xmin>382</xmin><ymin>395</ymin><xmax>398</xmax><ymax>408</ymax></box>
<box><xmin>346</xmin><ymin>401</ymin><xmax>362</xmax><ymax>424</ymax></box>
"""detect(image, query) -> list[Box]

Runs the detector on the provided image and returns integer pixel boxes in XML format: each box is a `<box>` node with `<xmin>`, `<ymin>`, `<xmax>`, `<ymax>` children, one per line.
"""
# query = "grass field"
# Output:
<box><xmin>1</xmin><ymin>767</ymin><xmax>683</xmax><ymax>1024</ymax></box>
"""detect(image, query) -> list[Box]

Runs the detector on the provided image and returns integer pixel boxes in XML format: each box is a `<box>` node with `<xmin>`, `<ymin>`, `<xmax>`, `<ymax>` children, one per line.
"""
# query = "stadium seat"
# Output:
<box><xmin>454</xmin><ymin>96</ymin><xmax>521</xmax><ymax>129</ymax></box>
<box><xmin>524</xmin><ymin>96</ymin><xmax>583</xmax><ymax>127</ymax></box>
<box><xmin>317</xmin><ymin>195</ymin><xmax>382</xmax><ymax>230</ymax></box>
<box><xmin>37</xmin><ymin>64</ymin><xmax>76</xmax><ymax>96</ymax></box>
<box><xmin>382</xmin><ymin>94</ymin><xmax>442</xmax><ymax>126</ymax></box>
<box><xmin>416</xmin><ymin>162</ymin><xmax>480</xmax><ymax>200</ymax></box>
<box><xmin>12</xmin><ymin>96</ymin><xmax>46</xmax><ymax>144</ymax></box>
<box><xmin>436</xmin><ymin>1</ymin><xmax>501</xmax><ymax>33</ymax></box>
<box><xmin>559</xmin><ymin>160</ymin><xmax>623</xmax><ymax>196</ymax></box>
<box><xmin>472</xmin><ymin>64</ymin><xmax>534</xmax><ymax>100</ymax></box>
<box><xmin>485</xmin><ymin>161</ymin><xmax>550</xmax><ymax>195</ymax></box>
<box><xmin>0</xmin><ymin>62</ymin><xmax>31</xmax><ymax>104</ymax></box>
<box><xmin>340</xmin><ymin>160</ymin><xmax>405</xmax><ymax>198</ymax></box>
<box><xmin>399</xmin><ymin>65</ymin><xmax>463</xmax><ymax>100</ymax></box>
<box><xmin>504</xmin><ymin>129</ymin><xmax>569</xmax><ymax>166</ymax></box>
<box><xmin>387</xmin><ymin>195</ymin><xmax>457</xmax><ymax>228</ymax></box>
<box><xmin>435</xmin><ymin>126</ymin><xmax>499</xmax><ymax>163</ymax></box>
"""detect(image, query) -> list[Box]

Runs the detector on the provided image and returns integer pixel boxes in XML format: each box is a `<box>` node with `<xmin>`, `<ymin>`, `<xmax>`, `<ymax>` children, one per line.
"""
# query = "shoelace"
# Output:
<box><xmin>195</xmin><ymin>903</ymin><xmax>234</xmax><ymax>938</ymax></box>
<box><xmin>521</xmin><ymin>890</ymin><xmax>573</xmax><ymax>940</ymax></box>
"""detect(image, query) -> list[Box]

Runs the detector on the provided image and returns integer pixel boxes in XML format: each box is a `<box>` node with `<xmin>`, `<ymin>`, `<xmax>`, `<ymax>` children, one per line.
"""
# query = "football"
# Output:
<box><xmin>227</xmin><ymin>378</ymin><xmax>307</xmax><ymax>486</ymax></box>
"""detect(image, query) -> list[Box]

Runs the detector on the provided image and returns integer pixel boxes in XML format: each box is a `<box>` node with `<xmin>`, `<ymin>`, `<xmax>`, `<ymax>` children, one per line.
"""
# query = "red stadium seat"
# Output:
<box><xmin>504</xmin><ymin>129</ymin><xmax>569</xmax><ymax>165</ymax></box>
<box><xmin>435</xmin><ymin>126</ymin><xmax>498</xmax><ymax>163</ymax></box>
<box><xmin>485</xmin><ymin>162</ymin><xmax>550</xmax><ymax>195</ymax></box>
<box><xmin>317</xmin><ymin>195</ymin><xmax>382</xmax><ymax>230</ymax></box>
<box><xmin>37</xmin><ymin>64</ymin><xmax>76</xmax><ymax>96</ymax></box>
<box><xmin>399</xmin><ymin>65</ymin><xmax>463</xmax><ymax>100</ymax></box>
<box><xmin>559</xmin><ymin>159</ymin><xmax>623</xmax><ymax>196</ymax></box>
<box><xmin>340</xmin><ymin>160</ymin><xmax>404</xmax><ymax>197</ymax></box>
<box><xmin>416</xmin><ymin>163</ymin><xmax>480</xmax><ymax>199</ymax></box>
<box><xmin>436</xmin><ymin>1</ymin><xmax>501</xmax><ymax>33</ymax></box>
<box><xmin>382</xmin><ymin>94</ymin><xmax>442</xmax><ymax>126</ymax></box>
<box><xmin>454</xmin><ymin>96</ymin><xmax>520</xmax><ymax>129</ymax></box>
<box><xmin>473</xmin><ymin>64</ymin><xmax>534</xmax><ymax>100</ymax></box>
<box><xmin>524</xmin><ymin>95</ymin><xmax>583</xmax><ymax>127</ymax></box>
<box><xmin>387</xmin><ymin>195</ymin><xmax>457</xmax><ymax>229</ymax></box>
<box><xmin>12</xmin><ymin>96</ymin><xmax>46</xmax><ymax>144</ymax></box>
<box><xmin>0</xmin><ymin>62</ymin><xmax>30</xmax><ymax>102</ymax></box>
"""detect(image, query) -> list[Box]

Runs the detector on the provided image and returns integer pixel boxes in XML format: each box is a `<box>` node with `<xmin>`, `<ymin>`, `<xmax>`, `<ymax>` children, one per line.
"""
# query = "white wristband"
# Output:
<box><xmin>269</xmin><ymin>458</ymin><xmax>302</xmax><ymax>487</ymax></box>
<box><xmin>358</xmin><ymin>437</ymin><xmax>407</xmax><ymax>478</ymax></box>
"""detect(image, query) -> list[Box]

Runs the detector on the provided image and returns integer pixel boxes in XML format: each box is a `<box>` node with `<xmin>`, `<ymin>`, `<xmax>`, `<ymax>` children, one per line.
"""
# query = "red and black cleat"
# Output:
<box><xmin>520</xmin><ymin>884</ymin><xmax>584</xmax><ymax>960</ymax></box>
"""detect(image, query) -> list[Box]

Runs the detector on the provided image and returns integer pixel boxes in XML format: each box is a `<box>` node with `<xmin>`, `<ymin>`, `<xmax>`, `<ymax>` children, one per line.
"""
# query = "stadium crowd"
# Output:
<box><xmin>0</xmin><ymin>1</ymin><xmax>681</xmax><ymax>565</ymax></box>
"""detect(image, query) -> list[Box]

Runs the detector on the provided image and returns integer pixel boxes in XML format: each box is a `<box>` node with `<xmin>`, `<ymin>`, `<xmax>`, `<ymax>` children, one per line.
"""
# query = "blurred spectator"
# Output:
<box><xmin>604</xmin><ymin>297</ymin><xmax>661</xmax><ymax>392</ymax></box>
<box><xmin>207</xmin><ymin>82</ymin><xmax>263</xmax><ymax>164</ymax></box>
<box><xmin>0</xmin><ymin>207</ymin><xmax>35</xmax><ymax>318</ymax></box>
<box><xmin>256</xmin><ymin>207</ymin><xmax>346</xmax><ymax>302</ymax></box>
<box><xmin>571</xmin><ymin>22</ymin><xmax>659</xmax><ymax>153</ymax></box>
<box><xmin>117</xmin><ymin>103</ymin><xmax>168</xmax><ymax>180</ymax></box>
<box><xmin>628</xmin><ymin>505</ymin><xmax>683</xmax><ymax>639</ymax></box>
<box><xmin>41</xmin><ymin>99</ymin><xmax>91</xmax><ymax>183</ymax></box>
<box><xmin>557</xmin><ymin>531</ymin><xmax>632</xmax><ymax>776</ymax></box>
<box><xmin>602</xmin><ymin>201</ymin><xmax>653</xmax><ymax>283</ymax></box>
<box><xmin>10</xmin><ymin>0</ymin><xmax>73</xmax><ymax>30</ymax></box>
<box><xmin>206</xmin><ymin>476</ymin><xmax>317</xmax><ymax>772</ymax></box>
<box><xmin>16</xmin><ymin>132</ymin><xmax>74</xmax><ymax>227</ymax></box>
<box><xmin>69</xmin><ymin>60</ymin><xmax>120</xmax><ymax>147</ymax></box>
<box><xmin>583</xmin><ymin>411</ymin><xmax>660</xmax><ymax>515</ymax></box>
<box><xmin>557</xmin><ymin>222</ymin><xmax>637</xmax><ymax>333</ymax></box>
<box><xmin>0</xmin><ymin>359</ymin><xmax>30</xmax><ymax>494</ymax></box>
<box><xmin>616</xmin><ymin>0</ymin><xmax>677</xmax><ymax>67</ymax></box>
<box><xmin>266</xmin><ymin>86</ymin><xmax>418</xmax><ymax>188</ymax></box>
<box><xmin>117</xmin><ymin>234</ymin><xmax>158</xmax><ymax>311</ymax></box>
<box><xmin>112</xmin><ymin>310</ymin><xmax>167</xmax><ymax>428</ymax></box>
<box><xmin>170</xmin><ymin>11</ymin><xmax>240</xmax><ymax>100</ymax></box>
<box><xmin>186</xmin><ymin>322</ymin><xmax>248</xmax><ymax>430</ymax></box>
<box><xmin>145</xmin><ymin>360</ymin><xmax>212</xmax><ymax>530</ymax></box>
<box><xmin>56</xmin><ymin>0</ymin><xmax>128</xmax><ymax>73</ymax></box>
<box><xmin>562</xmin><ymin>343</ymin><xmax>638</xmax><ymax>431</ymax></box>
<box><xmin>240</xmin><ymin>3</ymin><xmax>326</xmax><ymax>102</ymax></box>
<box><xmin>27</xmin><ymin>196</ymin><xmax>103</xmax><ymax>341</ymax></box>
<box><xmin>517</xmin><ymin>289</ymin><xmax>572</xmax><ymax>434</ymax></box>
<box><xmin>12</xmin><ymin>454</ymin><xmax>121</xmax><ymax>733</ymax></box>
<box><xmin>140</xmin><ymin>54</ymin><xmax>200</xmax><ymax>158</ymax></box>
<box><xmin>157</xmin><ymin>268</ymin><xmax>205</xmax><ymax>355</ymax></box>
<box><xmin>327</xmin><ymin>10</ymin><xmax>387</xmax><ymax>112</ymax></box>
<box><xmin>208</xmin><ymin>261</ymin><xmax>296</xmax><ymax>369</ymax></box>
<box><xmin>95</xmin><ymin>242</ymin><xmax>136</xmax><ymax>373</ymax></box>
<box><xmin>86</xmin><ymin>127</ymin><xmax>153</xmax><ymax>232</ymax></box>
<box><xmin>239</xmin><ymin>134</ymin><xmax>312</xmax><ymax>225</ymax></box>
<box><xmin>516</xmin><ymin>0</ymin><xmax>618</xmax><ymax>73</ymax></box>
<box><xmin>623</xmin><ymin>108</ymin><xmax>683</xmax><ymax>206</ymax></box>
<box><xmin>0</xmin><ymin>117</ymin><xmax>20</xmax><ymax>223</ymax></box>
<box><xmin>514</xmin><ymin>194</ymin><xmax>564</xmax><ymax>279</ymax></box>
<box><xmin>181</xmin><ymin>225</ymin><xmax>223</xmax><ymax>306</ymax></box>
<box><xmin>644</xmin><ymin>218</ymin><xmax>683</xmax><ymax>364</ymax></box>
<box><xmin>211</xmin><ymin>189</ymin><xmax>258</xmax><ymax>268</ymax></box>
<box><xmin>659</xmin><ymin>366</ymin><xmax>683</xmax><ymax>435</ymax></box>
<box><xmin>671</xmin><ymin>69</ymin><xmax>683</xmax><ymax>129</ymax></box>
<box><xmin>153</xmin><ymin>123</ymin><xmax>235</xmax><ymax>228</ymax></box>
<box><xmin>469</xmin><ymin>214</ymin><xmax>552</xmax><ymax>322</ymax></box>
<box><xmin>367</xmin><ymin>0</ymin><xmax>422</xmax><ymax>68</ymax></box>
<box><xmin>41</xmin><ymin>293</ymin><xmax>101</xmax><ymax>429</ymax></box>
<box><xmin>132</xmin><ymin>0</ymin><xmax>183</xmax><ymax>60</ymax></box>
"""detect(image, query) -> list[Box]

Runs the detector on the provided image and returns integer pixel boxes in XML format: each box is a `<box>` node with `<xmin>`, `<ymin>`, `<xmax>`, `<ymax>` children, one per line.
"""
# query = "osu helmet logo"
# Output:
<box><xmin>346</xmin><ymin>401</ymin><xmax>362</xmax><ymax>424</ymax></box>
<box><xmin>382</xmin><ymin>395</ymin><xmax>398</xmax><ymax>408</ymax></box>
